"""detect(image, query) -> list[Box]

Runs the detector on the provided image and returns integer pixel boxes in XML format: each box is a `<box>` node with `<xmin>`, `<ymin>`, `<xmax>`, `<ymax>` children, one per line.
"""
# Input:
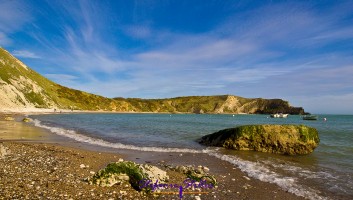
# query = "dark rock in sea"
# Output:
<box><xmin>22</xmin><ymin>117</ymin><xmax>32</xmax><ymax>122</ymax></box>
<box><xmin>198</xmin><ymin>124</ymin><xmax>319</xmax><ymax>155</ymax></box>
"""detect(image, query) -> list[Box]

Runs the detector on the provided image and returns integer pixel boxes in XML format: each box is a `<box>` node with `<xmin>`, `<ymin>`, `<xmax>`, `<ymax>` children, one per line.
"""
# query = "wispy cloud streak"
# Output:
<box><xmin>1</xmin><ymin>1</ymin><xmax>353</xmax><ymax>113</ymax></box>
<box><xmin>12</xmin><ymin>50</ymin><xmax>40</xmax><ymax>58</ymax></box>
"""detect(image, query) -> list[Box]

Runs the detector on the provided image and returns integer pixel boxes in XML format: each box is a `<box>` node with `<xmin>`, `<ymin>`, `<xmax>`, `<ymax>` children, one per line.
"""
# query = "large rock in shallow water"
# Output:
<box><xmin>199</xmin><ymin>124</ymin><xmax>319</xmax><ymax>155</ymax></box>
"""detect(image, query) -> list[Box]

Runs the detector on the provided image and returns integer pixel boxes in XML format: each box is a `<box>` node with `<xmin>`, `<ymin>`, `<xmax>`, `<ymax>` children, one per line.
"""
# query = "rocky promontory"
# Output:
<box><xmin>1</xmin><ymin>47</ymin><xmax>306</xmax><ymax>114</ymax></box>
<box><xmin>199</xmin><ymin>124</ymin><xmax>319</xmax><ymax>155</ymax></box>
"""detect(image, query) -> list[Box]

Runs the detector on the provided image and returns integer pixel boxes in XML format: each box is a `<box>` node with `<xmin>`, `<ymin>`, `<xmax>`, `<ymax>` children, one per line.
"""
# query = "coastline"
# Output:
<box><xmin>0</xmin><ymin>112</ymin><xmax>305</xmax><ymax>199</ymax></box>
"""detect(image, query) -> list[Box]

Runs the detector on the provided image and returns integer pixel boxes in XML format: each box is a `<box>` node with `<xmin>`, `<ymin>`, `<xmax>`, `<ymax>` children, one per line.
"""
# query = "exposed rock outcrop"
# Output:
<box><xmin>199</xmin><ymin>124</ymin><xmax>319</xmax><ymax>155</ymax></box>
<box><xmin>22</xmin><ymin>117</ymin><xmax>32</xmax><ymax>122</ymax></box>
<box><xmin>167</xmin><ymin>164</ymin><xmax>217</xmax><ymax>186</ymax></box>
<box><xmin>86</xmin><ymin>159</ymin><xmax>168</xmax><ymax>190</ymax></box>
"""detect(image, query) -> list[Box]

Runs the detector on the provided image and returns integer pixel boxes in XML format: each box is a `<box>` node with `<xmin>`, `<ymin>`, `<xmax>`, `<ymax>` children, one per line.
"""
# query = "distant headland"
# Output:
<box><xmin>0</xmin><ymin>47</ymin><xmax>306</xmax><ymax>114</ymax></box>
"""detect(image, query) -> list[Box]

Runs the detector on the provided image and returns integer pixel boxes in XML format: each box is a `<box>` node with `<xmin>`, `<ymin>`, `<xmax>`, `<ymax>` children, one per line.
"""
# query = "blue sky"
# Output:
<box><xmin>1</xmin><ymin>0</ymin><xmax>353</xmax><ymax>114</ymax></box>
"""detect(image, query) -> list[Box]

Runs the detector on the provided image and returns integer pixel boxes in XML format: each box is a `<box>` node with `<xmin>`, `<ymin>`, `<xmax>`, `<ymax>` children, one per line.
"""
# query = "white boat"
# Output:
<box><xmin>302</xmin><ymin>115</ymin><xmax>318</xmax><ymax>120</ymax></box>
<box><xmin>270</xmin><ymin>113</ymin><xmax>288</xmax><ymax>118</ymax></box>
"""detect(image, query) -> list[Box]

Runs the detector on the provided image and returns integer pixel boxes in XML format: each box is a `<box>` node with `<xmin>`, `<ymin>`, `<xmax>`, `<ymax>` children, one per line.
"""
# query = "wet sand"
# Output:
<box><xmin>0</xmin><ymin>113</ymin><xmax>305</xmax><ymax>199</ymax></box>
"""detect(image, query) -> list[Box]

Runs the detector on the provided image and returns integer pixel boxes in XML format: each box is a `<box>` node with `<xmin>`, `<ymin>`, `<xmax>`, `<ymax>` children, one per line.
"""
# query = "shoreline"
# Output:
<box><xmin>0</xmin><ymin>107</ymin><xmax>272</xmax><ymax>115</ymax></box>
<box><xmin>0</xmin><ymin>112</ymin><xmax>305</xmax><ymax>199</ymax></box>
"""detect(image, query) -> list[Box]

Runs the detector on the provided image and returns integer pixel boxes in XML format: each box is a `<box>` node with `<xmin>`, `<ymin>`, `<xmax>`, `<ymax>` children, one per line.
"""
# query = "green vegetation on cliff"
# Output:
<box><xmin>1</xmin><ymin>47</ymin><xmax>306</xmax><ymax>114</ymax></box>
<box><xmin>118</xmin><ymin>95</ymin><xmax>231</xmax><ymax>113</ymax></box>
<box><xmin>0</xmin><ymin>48</ymin><xmax>120</xmax><ymax>110</ymax></box>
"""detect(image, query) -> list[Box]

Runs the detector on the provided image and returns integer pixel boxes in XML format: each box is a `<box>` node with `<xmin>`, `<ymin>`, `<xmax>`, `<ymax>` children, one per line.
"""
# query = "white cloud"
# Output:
<box><xmin>135</xmin><ymin>38</ymin><xmax>257</xmax><ymax>68</ymax></box>
<box><xmin>0</xmin><ymin>1</ymin><xmax>31</xmax><ymax>33</ymax></box>
<box><xmin>45</xmin><ymin>74</ymin><xmax>78</xmax><ymax>81</ymax></box>
<box><xmin>43</xmin><ymin>73</ymin><xmax>80</xmax><ymax>88</ymax></box>
<box><xmin>221</xmin><ymin>68</ymin><xmax>289</xmax><ymax>83</ymax></box>
<box><xmin>0</xmin><ymin>32</ymin><xmax>11</xmax><ymax>45</ymax></box>
<box><xmin>46</xmin><ymin>1</ymin><xmax>353</xmax><ymax>104</ymax></box>
<box><xmin>8</xmin><ymin>1</ymin><xmax>351</xmax><ymax>114</ymax></box>
<box><xmin>311</xmin><ymin>27</ymin><xmax>353</xmax><ymax>41</ymax></box>
<box><xmin>12</xmin><ymin>50</ymin><xmax>40</xmax><ymax>59</ymax></box>
<box><xmin>0</xmin><ymin>0</ymin><xmax>32</xmax><ymax>46</ymax></box>
<box><xmin>124</xmin><ymin>25</ymin><xmax>152</xmax><ymax>39</ymax></box>
<box><xmin>292</xmin><ymin>93</ymin><xmax>353</xmax><ymax>114</ymax></box>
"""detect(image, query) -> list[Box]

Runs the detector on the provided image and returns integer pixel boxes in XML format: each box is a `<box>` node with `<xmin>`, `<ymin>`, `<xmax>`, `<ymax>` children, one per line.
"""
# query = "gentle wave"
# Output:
<box><xmin>204</xmin><ymin>151</ymin><xmax>327</xmax><ymax>200</ymax></box>
<box><xmin>33</xmin><ymin>118</ymin><xmax>326</xmax><ymax>199</ymax></box>
<box><xmin>261</xmin><ymin>160</ymin><xmax>335</xmax><ymax>179</ymax></box>
<box><xmin>33</xmin><ymin>119</ymin><xmax>202</xmax><ymax>153</ymax></box>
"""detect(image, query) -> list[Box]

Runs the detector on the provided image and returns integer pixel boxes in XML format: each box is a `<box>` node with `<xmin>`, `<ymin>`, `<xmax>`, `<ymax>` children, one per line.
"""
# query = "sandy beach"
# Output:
<box><xmin>0</xmin><ymin>113</ymin><xmax>305</xmax><ymax>200</ymax></box>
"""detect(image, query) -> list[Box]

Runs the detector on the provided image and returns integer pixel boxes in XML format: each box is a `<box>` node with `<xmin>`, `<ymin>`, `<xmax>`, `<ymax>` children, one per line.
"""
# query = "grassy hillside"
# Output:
<box><xmin>0</xmin><ymin>48</ymin><xmax>117</xmax><ymax>110</ymax></box>
<box><xmin>116</xmin><ymin>96</ymin><xmax>306</xmax><ymax>114</ymax></box>
<box><xmin>0</xmin><ymin>47</ymin><xmax>306</xmax><ymax>114</ymax></box>
<box><xmin>115</xmin><ymin>96</ymin><xmax>231</xmax><ymax>113</ymax></box>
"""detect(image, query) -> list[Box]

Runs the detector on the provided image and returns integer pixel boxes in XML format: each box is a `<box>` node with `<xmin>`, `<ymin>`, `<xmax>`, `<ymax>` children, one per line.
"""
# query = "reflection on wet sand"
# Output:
<box><xmin>0</xmin><ymin>119</ymin><xmax>56</xmax><ymax>141</ymax></box>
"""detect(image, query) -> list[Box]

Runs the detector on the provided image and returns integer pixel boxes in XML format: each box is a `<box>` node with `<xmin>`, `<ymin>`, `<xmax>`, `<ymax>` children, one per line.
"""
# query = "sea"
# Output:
<box><xmin>30</xmin><ymin>113</ymin><xmax>353</xmax><ymax>199</ymax></box>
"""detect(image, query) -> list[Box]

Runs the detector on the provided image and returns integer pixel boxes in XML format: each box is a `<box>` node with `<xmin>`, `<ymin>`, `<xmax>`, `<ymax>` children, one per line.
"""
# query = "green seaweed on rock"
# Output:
<box><xmin>185</xmin><ymin>171</ymin><xmax>217</xmax><ymax>187</ymax></box>
<box><xmin>199</xmin><ymin>124</ymin><xmax>320</xmax><ymax>155</ymax></box>
<box><xmin>87</xmin><ymin>160</ymin><xmax>169</xmax><ymax>193</ymax></box>
<box><xmin>89</xmin><ymin>161</ymin><xmax>147</xmax><ymax>190</ymax></box>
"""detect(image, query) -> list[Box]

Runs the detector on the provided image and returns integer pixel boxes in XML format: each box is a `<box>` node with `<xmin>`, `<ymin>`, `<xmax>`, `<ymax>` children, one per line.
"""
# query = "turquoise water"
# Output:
<box><xmin>31</xmin><ymin>113</ymin><xmax>353</xmax><ymax>199</ymax></box>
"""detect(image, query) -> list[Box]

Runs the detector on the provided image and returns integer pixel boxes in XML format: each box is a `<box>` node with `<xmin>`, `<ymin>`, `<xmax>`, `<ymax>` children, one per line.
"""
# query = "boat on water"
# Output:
<box><xmin>302</xmin><ymin>115</ymin><xmax>318</xmax><ymax>120</ymax></box>
<box><xmin>270</xmin><ymin>113</ymin><xmax>288</xmax><ymax>118</ymax></box>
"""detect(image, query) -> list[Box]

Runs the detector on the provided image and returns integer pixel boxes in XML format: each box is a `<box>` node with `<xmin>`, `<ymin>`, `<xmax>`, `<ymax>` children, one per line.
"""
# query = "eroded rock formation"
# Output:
<box><xmin>199</xmin><ymin>124</ymin><xmax>319</xmax><ymax>155</ymax></box>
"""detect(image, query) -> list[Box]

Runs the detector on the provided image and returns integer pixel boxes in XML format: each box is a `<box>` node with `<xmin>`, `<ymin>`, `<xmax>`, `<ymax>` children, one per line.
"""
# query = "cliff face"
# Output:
<box><xmin>0</xmin><ymin>47</ymin><xmax>306</xmax><ymax>114</ymax></box>
<box><xmin>0</xmin><ymin>48</ymin><xmax>57</xmax><ymax>109</ymax></box>
<box><xmin>0</xmin><ymin>48</ymin><xmax>116</xmax><ymax>111</ymax></box>
<box><xmin>120</xmin><ymin>96</ymin><xmax>306</xmax><ymax>114</ymax></box>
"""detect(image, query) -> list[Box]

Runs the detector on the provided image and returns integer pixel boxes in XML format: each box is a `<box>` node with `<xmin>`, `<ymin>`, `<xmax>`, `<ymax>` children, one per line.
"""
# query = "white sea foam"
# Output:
<box><xmin>262</xmin><ymin>159</ymin><xmax>338</xmax><ymax>181</ymax></box>
<box><xmin>33</xmin><ymin>119</ymin><xmax>202</xmax><ymax>153</ymax></box>
<box><xmin>204</xmin><ymin>150</ymin><xmax>328</xmax><ymax>200</ymax></box>
<box><xmin>33</xmin><ymin>119</ymin><xmax>329</xmax><ymax>199</ymax></box>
